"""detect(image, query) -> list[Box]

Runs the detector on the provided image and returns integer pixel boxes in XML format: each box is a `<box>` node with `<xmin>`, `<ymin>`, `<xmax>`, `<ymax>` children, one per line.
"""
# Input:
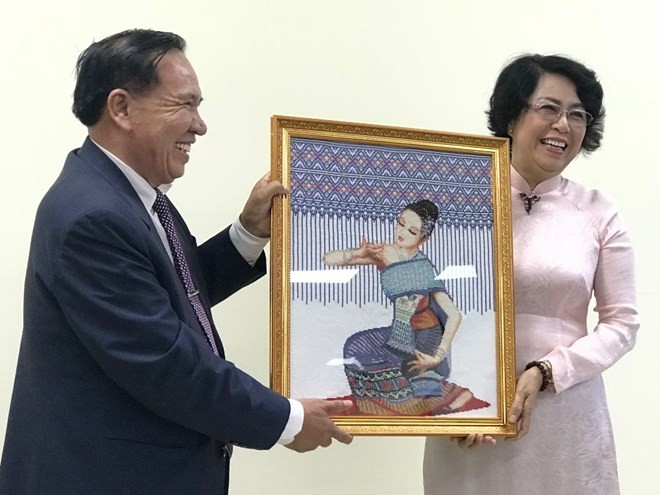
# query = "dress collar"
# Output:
<box><xmin>509</xmin><ymin>165</ymin><xmax>562</xmax><ymax>195</ymax></box>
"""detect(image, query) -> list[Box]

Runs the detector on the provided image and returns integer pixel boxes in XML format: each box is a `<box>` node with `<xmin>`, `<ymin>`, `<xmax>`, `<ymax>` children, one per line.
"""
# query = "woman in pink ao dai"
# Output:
<box><xmin>423</xmin><ymin>54</ymin><xmax>639</xmax><ymax>495</ymax></box>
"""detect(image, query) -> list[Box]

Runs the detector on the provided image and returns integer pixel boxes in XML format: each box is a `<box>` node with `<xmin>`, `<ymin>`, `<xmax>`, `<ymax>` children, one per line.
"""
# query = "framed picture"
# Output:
<box><xmin>270</xmin><ymin>115</ymin><xmax>516</xmax><ymax>436</ymax></box>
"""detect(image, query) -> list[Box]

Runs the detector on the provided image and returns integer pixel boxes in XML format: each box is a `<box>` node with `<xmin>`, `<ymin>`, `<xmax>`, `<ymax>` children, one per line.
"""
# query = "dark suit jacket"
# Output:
<box><xmin>0</xmin><ymin>138</ymin><xmax>290</xmax><ymax>494</ymax></box>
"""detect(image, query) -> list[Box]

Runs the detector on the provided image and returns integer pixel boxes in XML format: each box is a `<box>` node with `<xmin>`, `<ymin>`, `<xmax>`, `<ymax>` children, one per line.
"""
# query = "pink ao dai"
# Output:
<box><xmin>423</xmin><ymin>167</ymin><xmax>639</xmax><ymax>495</ymax></box>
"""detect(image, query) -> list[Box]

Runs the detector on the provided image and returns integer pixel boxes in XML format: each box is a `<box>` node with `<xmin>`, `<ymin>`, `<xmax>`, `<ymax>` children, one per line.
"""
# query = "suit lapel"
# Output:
<box><xmin>73</xmin><ymin>138</ymin><xmax>224</xmax><ymax>357</ymax></box>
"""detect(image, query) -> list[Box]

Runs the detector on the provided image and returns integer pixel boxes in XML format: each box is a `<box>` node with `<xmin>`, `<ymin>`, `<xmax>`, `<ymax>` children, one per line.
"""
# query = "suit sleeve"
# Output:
<box><xmin>51</xmin><ymin>207</ymin><xmax>289</xmax><ymax>449</ymax></box>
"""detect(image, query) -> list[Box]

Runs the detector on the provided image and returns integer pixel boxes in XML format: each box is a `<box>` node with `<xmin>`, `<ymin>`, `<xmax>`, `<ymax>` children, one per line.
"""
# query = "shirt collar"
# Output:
<box><xmin>90</xmin><ymin>139</ymin><xmax>172</xmax><ymax>211</ymax></box>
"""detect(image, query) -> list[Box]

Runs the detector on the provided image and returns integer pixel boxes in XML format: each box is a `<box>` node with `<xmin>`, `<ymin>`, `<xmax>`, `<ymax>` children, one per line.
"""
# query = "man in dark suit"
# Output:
<box><xmin>0</xmin><ymin>29</ymin><xmax>352</xmax><ymax>495</ymax></box>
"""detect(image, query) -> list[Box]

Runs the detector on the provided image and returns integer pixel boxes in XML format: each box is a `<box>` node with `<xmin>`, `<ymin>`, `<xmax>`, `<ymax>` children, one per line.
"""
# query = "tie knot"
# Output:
<box><xmin>153</xmin><ymin>188</ymin><xmax>169</xmax><ymax>214</ymax></box>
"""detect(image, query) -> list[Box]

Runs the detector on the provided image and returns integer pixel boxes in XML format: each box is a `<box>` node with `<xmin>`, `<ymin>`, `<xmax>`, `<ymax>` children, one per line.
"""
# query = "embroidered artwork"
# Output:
<box><xmin>271</xmin><ymin>116</ymin><xmax>516</xmax><ymax>435</ymax></box>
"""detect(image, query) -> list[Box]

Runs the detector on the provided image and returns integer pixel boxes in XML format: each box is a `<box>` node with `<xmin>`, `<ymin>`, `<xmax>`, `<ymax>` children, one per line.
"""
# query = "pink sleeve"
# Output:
<box><xmin>543</xmin><ymin>208</ymin><xmax>639</xmax><ymax>393</ymax></box>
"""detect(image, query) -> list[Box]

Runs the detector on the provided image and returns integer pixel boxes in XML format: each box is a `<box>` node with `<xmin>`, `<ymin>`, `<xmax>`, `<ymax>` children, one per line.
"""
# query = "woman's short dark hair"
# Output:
<box><xmin>403</xmin><ymin>199</ymin><xmax>439</xmax><ymax>238</ymax></box>
<box><xmin>72</xmin><ymin>29</ymin><xmax>186</xmax><ymax>126</ymax></box>
<box><xmin>487</xmin><ymin>54</ymin><xmax>604</xmax><ymax>153</ymax></box>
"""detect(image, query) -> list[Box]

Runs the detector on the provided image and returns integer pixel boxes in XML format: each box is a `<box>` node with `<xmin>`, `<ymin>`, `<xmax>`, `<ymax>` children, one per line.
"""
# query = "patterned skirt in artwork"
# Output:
<box><xmin>338</xmin><ymin>326</ymin><xmax>489</xmax><ymax>416</ymax></box>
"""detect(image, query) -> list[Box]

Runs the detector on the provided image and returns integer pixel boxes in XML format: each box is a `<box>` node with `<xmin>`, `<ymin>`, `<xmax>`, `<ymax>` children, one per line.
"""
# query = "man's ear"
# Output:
<box><xmin>106</xmin><ymin>88</ymin><xmax>132</xmax><ymax>131</ymax></box>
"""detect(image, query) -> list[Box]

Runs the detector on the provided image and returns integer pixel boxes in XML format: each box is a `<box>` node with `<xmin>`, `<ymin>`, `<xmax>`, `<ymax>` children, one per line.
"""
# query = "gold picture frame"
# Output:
<box><xmin>270</xmin><ymin>115</ymin><xmax>516</xmax><ymax>436</ymax></box>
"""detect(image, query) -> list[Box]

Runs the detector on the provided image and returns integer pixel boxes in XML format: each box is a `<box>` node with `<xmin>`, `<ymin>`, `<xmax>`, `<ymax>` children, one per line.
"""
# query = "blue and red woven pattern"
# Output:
<box><xmin>290</xmin><ymin>138</ymin><xmax>493</xmax><ymax>227</ymax></box>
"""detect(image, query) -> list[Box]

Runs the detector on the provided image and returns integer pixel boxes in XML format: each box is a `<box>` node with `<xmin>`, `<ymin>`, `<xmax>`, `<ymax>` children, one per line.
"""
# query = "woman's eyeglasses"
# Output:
<box><xmin>531</xmin><ymin>101</ymin><xmax>594</xmax><ymax>127</ymax></box>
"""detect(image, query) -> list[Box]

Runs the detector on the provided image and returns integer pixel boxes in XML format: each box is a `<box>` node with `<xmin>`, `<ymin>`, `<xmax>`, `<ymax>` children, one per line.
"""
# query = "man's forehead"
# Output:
<box><xmin>156</xmin><ymin>50</ymin><xmax>195</xmax><ymax>77</ymax></box>
<box><xmin>154</xmin><ymin>50</ymin><xmax>202</xmax><ymax>98</ymax></box>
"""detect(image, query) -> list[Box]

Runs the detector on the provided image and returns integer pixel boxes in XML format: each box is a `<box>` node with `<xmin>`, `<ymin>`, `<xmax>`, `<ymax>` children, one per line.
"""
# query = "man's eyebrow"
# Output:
<box><xmin>175</xmin><ymin>92</ymin><xmax>203</xmax><ymax>103</ymax></box>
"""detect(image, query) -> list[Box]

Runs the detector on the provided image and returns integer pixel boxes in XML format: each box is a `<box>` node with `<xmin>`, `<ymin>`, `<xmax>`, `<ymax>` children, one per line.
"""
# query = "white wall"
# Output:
<box><xmin>1</xmin><ymin>1</ymin><xmax>657</xmax><ymax>493</ymax></box>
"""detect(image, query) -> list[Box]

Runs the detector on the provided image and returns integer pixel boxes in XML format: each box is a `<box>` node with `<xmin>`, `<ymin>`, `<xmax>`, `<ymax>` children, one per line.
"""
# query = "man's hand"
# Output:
<box><xmin>239</xmin><ymin>173</ymin><xmax>288</xmax><ymax>238</ymax></box>
<box><xmin>285</xmin><ymin>399</ymin><xmax>353</xmax><ymax>453</ymax></box>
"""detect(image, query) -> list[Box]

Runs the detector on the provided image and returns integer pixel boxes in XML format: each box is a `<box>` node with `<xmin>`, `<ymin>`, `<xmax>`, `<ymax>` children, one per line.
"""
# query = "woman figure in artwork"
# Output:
<box><xmin>323</xmin><ymin>199</ymin><xmax>486</xmax><ymax>416</ymax></box>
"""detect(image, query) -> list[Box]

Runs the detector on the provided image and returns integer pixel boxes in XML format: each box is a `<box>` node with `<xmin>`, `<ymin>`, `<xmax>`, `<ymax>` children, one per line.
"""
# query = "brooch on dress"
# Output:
<box><xmin>520</xmin><ymin>193</ymin><xmax>540</xmax><ymax>214</ymax></box>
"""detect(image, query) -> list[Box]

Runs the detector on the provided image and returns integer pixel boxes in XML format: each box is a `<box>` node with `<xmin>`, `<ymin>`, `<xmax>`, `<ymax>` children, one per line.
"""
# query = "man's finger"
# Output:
<box><xmin>320</xmin><ymin>435</ymin><xmax>333</xmax><ymax>448</ymax></box>
<box><xmin>331</xmin><ymin>425</ymin><xmax>353</xmax><ymax>445</ymax></box>
<box><xmin>259</xmin><ymin>179</ymin><xmax>288</xmax><ymax>198</ymax></box>
<box><xmin>322</xmin><ymin>399</ymin><xmax>353</xmax><ymax>413</ymax></box>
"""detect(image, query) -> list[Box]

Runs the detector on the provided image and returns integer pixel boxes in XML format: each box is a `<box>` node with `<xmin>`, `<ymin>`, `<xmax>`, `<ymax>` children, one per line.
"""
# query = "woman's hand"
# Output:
<box><xmin>323</xmin><ymin>237</ymin><xmax>380</xmax><ymax>266</ymax></box>
<box><xmin>406</xmin><ymin>349</ymin><xmax>444</xmax><ymax>375</ymax></box>
<box><xmin>363</xmin><ymin>240</ymin><xmax>386</xmax><ymax>265</ymax></box>
<box><xmin>506</xmin><ymin>366</ymin><xmax>543</xmax><ymax>440</ymax></box>
<box><xmin>448</xmin><ymin>367</ymin><xmax>543</xmax><ymax>448</ymax></box>
<box><xmin>449</xmin><ymin>434</ymin><xmax>497</xmax><ymax>448</ymax></box>
<box><xmin>353</xmin><ymin>237</ymin><xmax>379</xmax><ymax>259</ymax></box>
